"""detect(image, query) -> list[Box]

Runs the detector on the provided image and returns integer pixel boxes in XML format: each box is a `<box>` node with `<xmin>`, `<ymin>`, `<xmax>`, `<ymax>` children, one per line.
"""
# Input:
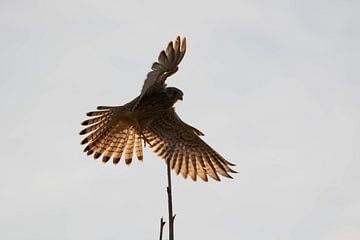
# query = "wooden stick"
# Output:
<box><xmin>159</xmin><ymin>217</ymin><xmax>166</xmax><ymax>240</ymax></box>
<box><xmin>167</xmin><ymin>162</ymin><xmax>176</xmax><ymax>240</ymax></box>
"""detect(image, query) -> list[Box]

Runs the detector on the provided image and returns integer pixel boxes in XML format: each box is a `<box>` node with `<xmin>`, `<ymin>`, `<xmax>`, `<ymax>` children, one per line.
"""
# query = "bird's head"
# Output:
<box><xmin>166</xmin><ymin>87</ymin><xmax>183</xmax><ymax>105</ymax></box>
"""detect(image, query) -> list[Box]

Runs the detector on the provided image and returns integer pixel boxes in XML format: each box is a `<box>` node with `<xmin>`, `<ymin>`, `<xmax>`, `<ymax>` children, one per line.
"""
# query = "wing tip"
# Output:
<box><xmin>97</xmin><ymin>106</ymin><xmax>112</xmax><ymax>110</ymax></box>
<box><xmin>227</xmin><ymin>161</ymin><xmax>236</xmax><ymax>167</ymax></box>
<box><xmin>79</xmin><ymin>129</ymin><xmax>87</xmax><ymax>135</ymax></box>
<box><xmin>80</xmin><ymin>138</ymin><xmax>88</xmax><ymax>144</ymax></box>
<box><xmin>229</xmin><ymin>168</ymin><xmax>238</xmax><ymax>174</ymax></box>
<box><xmin>181</xmin><ymin>36</ymin><xmax>186</xmax><ymax>52</ymax></box>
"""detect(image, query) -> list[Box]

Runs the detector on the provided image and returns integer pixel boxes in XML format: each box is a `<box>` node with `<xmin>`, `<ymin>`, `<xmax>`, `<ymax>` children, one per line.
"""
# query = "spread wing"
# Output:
<box><xmin>143</xmin><ymin>109</ymin><xmax>237</xmax><ymax>182</ymax></box>
<box><xmin>133</xmin><ymin>36</ymin><xmax>186</xmax><ymax>110</ymax></box>
<box><xmin>79</xmin><ymin>106</ymin><xmax>143</xmax><ymax>165</ymax></box>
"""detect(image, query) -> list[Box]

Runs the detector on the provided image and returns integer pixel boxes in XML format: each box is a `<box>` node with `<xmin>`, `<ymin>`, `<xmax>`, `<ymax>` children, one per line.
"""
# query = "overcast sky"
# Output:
<box><xmin>1</xmin><ymin>0</ymin><xmax>359</xmax><ymax>239</ymax></box>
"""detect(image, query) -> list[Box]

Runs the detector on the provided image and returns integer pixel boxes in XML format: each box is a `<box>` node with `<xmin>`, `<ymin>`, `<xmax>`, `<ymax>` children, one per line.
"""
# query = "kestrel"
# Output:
<box><xmin>80</xmin><ymin>36</ymin><xmax>236</xmax><ymax>181</ymax></box>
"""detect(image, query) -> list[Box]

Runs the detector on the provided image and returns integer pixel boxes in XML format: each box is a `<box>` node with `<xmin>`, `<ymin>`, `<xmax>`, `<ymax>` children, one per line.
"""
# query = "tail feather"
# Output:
<box><xmin>135</xmin><ymin>133</ymin><xmax>143</xmax><ymax>161</ymax></box>
<box><xmin>92</xmin><ymin>127</ymin><xmax>127</xmax><ymax>161</ymax></box>
<box><xmin>101</xmin><ymin>132</ymin><xmax>125</xmax><ymax>163</ymax></box>
<box><xmin>125</xmin><ymin>128</ymin><xmax>135</xmax><ymax>165</ymax></box>
<box><xmin>112</xmin><ymin>130</ymin><xmax>129</xmax><ymax>164</ymax></box>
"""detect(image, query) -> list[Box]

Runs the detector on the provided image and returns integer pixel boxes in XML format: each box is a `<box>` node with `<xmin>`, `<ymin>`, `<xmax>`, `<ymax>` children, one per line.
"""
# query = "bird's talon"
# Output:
<box><xmin>141</xmin><ymin>133</ymin><xmax>152</xmax><ymax>148</ymax></box>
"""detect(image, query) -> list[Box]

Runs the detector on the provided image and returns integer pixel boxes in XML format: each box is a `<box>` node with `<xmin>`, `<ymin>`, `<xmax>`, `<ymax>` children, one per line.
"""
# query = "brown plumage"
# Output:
<box><xmin>80</xmin><ymin>36</ymin><xmax>236</xmax><ymax>181</ymax></box>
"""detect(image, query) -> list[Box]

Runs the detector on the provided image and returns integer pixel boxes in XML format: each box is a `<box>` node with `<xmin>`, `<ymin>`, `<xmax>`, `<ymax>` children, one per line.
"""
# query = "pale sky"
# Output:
<box><xmin>1</xmin><ymin>0</ymin><xmax>359</xmax><ymax>239</ymax></box>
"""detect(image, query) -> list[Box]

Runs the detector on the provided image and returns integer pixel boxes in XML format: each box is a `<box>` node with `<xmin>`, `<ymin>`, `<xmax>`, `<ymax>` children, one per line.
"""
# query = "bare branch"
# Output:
<box><xmin>167</xmin><ymin>163</ymin><xmax>175</xmax><ymax>240</ymax></box>
<box><xmin>159</xmin><ymin>217</ymin><xmax>166</xmax><ymax>240</ymax></box>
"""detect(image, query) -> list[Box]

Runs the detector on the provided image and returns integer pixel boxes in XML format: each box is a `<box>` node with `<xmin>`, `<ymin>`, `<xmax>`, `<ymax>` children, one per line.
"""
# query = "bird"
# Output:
<box><xmin>79</xmin><ymin>36</ymin><xmax>236</xmax><ymax>181</ymax></box>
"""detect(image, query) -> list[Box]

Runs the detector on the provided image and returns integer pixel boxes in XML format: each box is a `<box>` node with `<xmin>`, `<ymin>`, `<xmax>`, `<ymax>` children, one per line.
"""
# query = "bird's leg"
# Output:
<box><xmin>134</xmin><ymin>119</ymin><xmax>152</xmax><ymax>148</ymax></box>
<box><xmin>142</xmin><ymin>132</ymin><xmax>152</xmax><ymax>148</ymax></box>
<box><xmin>141</xmin><ymin>130</ymin><xmax>154</xmax><ymax>148</ymax></box>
